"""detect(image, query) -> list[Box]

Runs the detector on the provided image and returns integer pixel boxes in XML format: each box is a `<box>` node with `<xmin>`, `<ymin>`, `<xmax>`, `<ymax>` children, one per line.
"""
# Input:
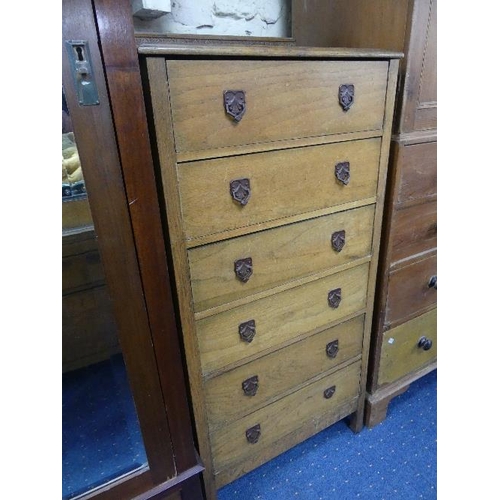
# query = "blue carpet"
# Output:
<box><xmin>62</xmin><ymin>355</ymin><xmax>147</xmax><ymax>499</ymax></box>
<box><xmin>218</xmin><ymin>370</ymin><xmax>437</xmax><ymax>500</ymax></box>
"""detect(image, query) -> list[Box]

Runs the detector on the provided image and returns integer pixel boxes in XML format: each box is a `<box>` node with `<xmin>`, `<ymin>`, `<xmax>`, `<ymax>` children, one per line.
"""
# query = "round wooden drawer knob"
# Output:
<box><xmin>428</xmin><ymin>275</ymin><xmax>437</xmax><ymax>290</ymax></box>
<box><xmin>418</xmin><ymin>336</ymin><xmax>433</xmax><ymax>351</ymax></box>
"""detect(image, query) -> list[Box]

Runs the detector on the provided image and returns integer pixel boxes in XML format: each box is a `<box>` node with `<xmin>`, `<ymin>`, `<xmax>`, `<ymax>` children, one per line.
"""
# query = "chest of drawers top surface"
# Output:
<box><xmin>142</xmin><ymin>44</ymin><xmax>400</xmax><ymax>498</ymax></box>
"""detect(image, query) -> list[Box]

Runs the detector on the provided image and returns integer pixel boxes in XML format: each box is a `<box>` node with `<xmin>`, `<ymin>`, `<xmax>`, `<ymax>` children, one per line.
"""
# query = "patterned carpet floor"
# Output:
<box><xmin>62</xmin><ymin>355</ymin><xmax>147</xmax><ymax>499</ymax></box>
<box><xmin>63</xmin><ymin>357</ymin><xmax>436</xmax><ymax>499</ymax></box>
<box><xmin>218</xmin><ymin>369</ymin><xmax>437</xmax><ymax>500</ymax></box>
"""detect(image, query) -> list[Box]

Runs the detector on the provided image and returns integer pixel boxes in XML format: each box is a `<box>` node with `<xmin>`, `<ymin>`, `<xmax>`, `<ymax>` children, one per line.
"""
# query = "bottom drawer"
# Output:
<box><xmin>211</xmin><ymin>360</ymin><xmax>361</xmax><ymax>476</ymax></box>
<box><xmin>378</xmin><ymin>308</ymin><xmax>437</xmax><ymax>386</ymax></box>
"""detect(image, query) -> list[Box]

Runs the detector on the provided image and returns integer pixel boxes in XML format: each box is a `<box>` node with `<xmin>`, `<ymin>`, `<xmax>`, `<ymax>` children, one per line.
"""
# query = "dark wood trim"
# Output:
<box><xmin>92</xmin><ymin>0</ymin><xmax>200</xmax><ymax>474</ymax></box>
<box><xmin>137</xmin><ymin>43</ymin><xmax>403</xmax><ymax>59</ymax></box>
<box><xmin>74</xmin><ymin>468</ymin><xmax>154</xmax><ymax>500</ymax></box>
<box><xmin>135</xmin><ymin>33</ymin><xmax>295</xmax><ymax>47</ymax></box>
<box><xmin>135</xmin><ymin>461</ymin><xmax>205</xmax><ymax>500</ymax></box>
<box><xmin>74</xmin><ymin>459</ymin><xmax>204</xmax><ymax>500</ymax></box>
<box><xmin>400</xmin><ymin>0</ymin><xmax>436</xmax><ymax>133</ymax></box>
<box><xmin>62</xmin><ymin>0</ymin><xmax>175</xmax><ymax>485</ymax></box>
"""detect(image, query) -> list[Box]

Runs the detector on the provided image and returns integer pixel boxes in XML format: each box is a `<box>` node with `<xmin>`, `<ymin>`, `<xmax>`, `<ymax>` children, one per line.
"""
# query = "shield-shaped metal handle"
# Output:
<box><xmin>328</xmin><ymin>288</ymin><xmax>342</xmax><ymax>309</ymax></box>
<box><xmin>331</xmin><ymin>230</ymin><xmax>346</xmax><ymax>252</ymax></box>
<box><xmin>246</xmin><ymin>424</ymin><xmax>261</xmax><ymax>444</ymax></box>
<box><xmin>234</xmin><ymin>257</ymin><xmax>253</xmax><ymax>283</ymax></box>
<box><xmin>239</xmin><ymin>319</ymin><xmax>256</xmax><ymax>343</ymax></box>
<box><xmin>230</xmin><ymin>178</ymin><xmax>251</xmax><ymax>206</ymax></box>
<box><xmin>324</xmin><ymin>385</ymin><xmax>337</xmax><ymax>399</ymax></box>
<box><xmin>335</xmin><ymin>162</ymin><xmax>350</xmax><ymax>186</ymax></box>
<box><xmin>242</xmin><ymin>375</ymin><xmax>259</xmax><ymax>397</ymax></box>
<box><xmin>326</xmin><ymin>340</ymin><xmax>339</xmax><ymax>359</ymax></box>
<box><xmin>224</xmin><ymin>90</ymin><xmax>246</xmax><ymax>122</ymax></box>
<box><xmin>339</xmin><ymin>84</ymin><xmax>355</xmax><ymax>111</ymax></box>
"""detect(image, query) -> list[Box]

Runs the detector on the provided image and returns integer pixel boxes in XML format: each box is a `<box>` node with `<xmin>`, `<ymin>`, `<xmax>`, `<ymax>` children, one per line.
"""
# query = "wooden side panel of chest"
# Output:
<box><xmin>324</xmin><ymin>0</ymin><xmax>437</xmax><ymax>428</ymax></box>
<box><xmin>141</xmin><ymin>47</ymin><xmax>400</xmax><ymax>499</ymax></box>
<box><xmin>366</xmin><ymin>133</ymin><xmax>437</xmax><ymax>427</ymax></box>
<box><xmin>378</xmin><ymin>134</ymin><xmax>438</xmax><ymax>330</ymax></box>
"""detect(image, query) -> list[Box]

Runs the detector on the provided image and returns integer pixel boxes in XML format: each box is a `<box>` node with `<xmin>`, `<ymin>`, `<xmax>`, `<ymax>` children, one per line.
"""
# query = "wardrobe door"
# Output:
<box><xmin>62</xmin><ymin>0</ymin><xmax>176</xmax><ymax>497</ymax></box>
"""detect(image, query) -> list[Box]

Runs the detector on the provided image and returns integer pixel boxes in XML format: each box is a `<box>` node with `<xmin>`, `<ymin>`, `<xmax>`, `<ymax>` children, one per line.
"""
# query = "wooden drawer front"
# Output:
<box><xmin>396</xmin><ymin>141</ymin><xmax>437</xmax><ymax>204</ymax></box>
<box><xmin>197</xmin><ymin>263</ymin><xmax>369</xmax><ymax>376</ymax></box>
<box><xmin>189</xmin><ymin>205</ymin><xmax>375</xmax><ymax>312</ymax></box>
<box><xmin>390</xmin><ymin>200</ymin><xmax>437</xmax><ymax>264</ymax></box>
<box><xmin>62</xmin><ymin>198</ymin><xmax>93</xmax><ymax>232</ymax></box>
<box><xmin>179</xmin><ymin>138</ymin><xmax>381</xmax><ymax>242</ymax></box>
<box><xmin>62</xmin><ymin>249</ymin><xmax>105</xmax><ymax>294</ymax></box>
<box><xmin>167</xmin><ymin>59</ymin><xmax>388</xmax><ymax>154</ymax></box>
<box><xmin>205</xmin><ymin>315</ymin><xmax>364</xmax><ymax>427</ymax></box>
<box><xmin>211</xmin><ymin>360</ymin><xmax>361</xmax><ymax>473</ymax></box>
<box><xmin>62</xmin><ymin>287</ymin><xmax>119</xmax><ymax>372</ymax></box>
<box><xmin>385</xmin><ymin>254</ymin><xmax>437</xmax><ymax>326</ymax></box>
<box><xmin>378</xmin><ymin>309</ymin><xmax>437</xmax><ymax>386</ymax></box>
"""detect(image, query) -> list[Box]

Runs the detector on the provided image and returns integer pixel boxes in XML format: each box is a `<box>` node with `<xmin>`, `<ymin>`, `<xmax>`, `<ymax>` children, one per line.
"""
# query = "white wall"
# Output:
<box><xmin>133</xmin><ymin>0</ymin><xmax>291</xmax><ymax>38</ymax></box>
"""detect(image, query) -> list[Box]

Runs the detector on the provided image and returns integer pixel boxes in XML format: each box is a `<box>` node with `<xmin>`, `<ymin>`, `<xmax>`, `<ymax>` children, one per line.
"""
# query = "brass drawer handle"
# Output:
<box><xmin>326</xmin><ymin>340</ymin><xmax>339</xmax><ymax>359</ymax></box>
<box><xmin>239</xmin><ymin>319</ymin><xmax>256</xmax><ymax>343</ymax></box>
<box><xmin>418</xmin><ymin>336</ymin><xmax>433</xmax><ymax>351</ymax></box>
<box><xmin>324</xmin><ymin>386</ymin><xmax>337</xmax><ymax>399</ymax></box>
<box><xmin>230</xmin><ymin>178</ymin><xmax>251</xmax><ymax>206</ymax></box>
<box><xmin>246</xmin><ymin>424</ymin><xmax>261</xmax><ymax>444</ymax></box>
<box><xmin>224</xmin><ymin>90</ymin><xmax>246</xmax><ymax>122</ymax></box>
<box><xmin>428</xmin><ymin>275</ymin><xmax>437</xmax><ymax>290</ymax></box>
<box><xmin>339</xmin><ymin>84</ymin><xmax>355</xmax><ymax>111</ymax></box>
<box><xmin>335</xmin><ymin>161</ymin><xmax>350</xmax><ymax>185</ymax></box>
<box><xmin>331</xmin><ymin>230</ymin><xmax>346</xmax><ymax>252</ymax></box>
<box><xmin>234</xmin><ymin>257</ymin><xmax>253</xmax><ymax>283</ymax></box>
<box><xmin>242</xmin><ymin>375</ymin><xmax>259</xmax><ymax>397</ymax></box>
<box><xmin>328</xmin><ymin>288</ymin><xmax>342</xmax><ymax>309</ymax></box>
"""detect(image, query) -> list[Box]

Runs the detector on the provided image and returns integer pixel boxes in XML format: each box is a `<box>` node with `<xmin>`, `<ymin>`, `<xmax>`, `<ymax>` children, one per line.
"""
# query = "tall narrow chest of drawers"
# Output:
<box><xmin>140</xmin><ymin>44</ymin><xmax>401</xmax><ymax>499</ymax></box>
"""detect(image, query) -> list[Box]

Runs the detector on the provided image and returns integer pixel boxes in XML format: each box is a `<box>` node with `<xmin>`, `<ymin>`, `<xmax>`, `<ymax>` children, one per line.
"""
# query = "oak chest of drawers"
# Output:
<box><xmin>140</xmin><ymin>44</ymin><xmax>401</xmax><ymax>499</ymax></box>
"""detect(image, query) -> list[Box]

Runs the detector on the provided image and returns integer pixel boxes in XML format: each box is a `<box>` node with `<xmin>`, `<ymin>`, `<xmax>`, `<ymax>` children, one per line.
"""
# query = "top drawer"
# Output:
<box><xmin>167</xmin><ymin>59</ymin><xmax>389</xmax><ymax>155</ymax></box>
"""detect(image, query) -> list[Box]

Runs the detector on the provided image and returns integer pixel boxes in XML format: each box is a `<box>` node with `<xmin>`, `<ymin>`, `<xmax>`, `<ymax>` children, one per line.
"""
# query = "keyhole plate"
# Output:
<box><xmin>65</xmin><ymin>40</ymin><xmax>100</xmax><ymax>106</ymax></box>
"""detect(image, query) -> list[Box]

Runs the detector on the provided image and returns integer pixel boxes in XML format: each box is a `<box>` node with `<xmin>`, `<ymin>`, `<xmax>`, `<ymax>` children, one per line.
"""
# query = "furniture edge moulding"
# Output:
<box><xmin>142</xmin><ymin>55</ymin><xmax>217</xmax><ymax>500</ymax></box>
<box><xmin>349</xmin><ymin>58</ymin><xmax>400</xmax><ymax>432</ymax></box>
<box><xmin>93</xmin><ymin>0</ymin><xmax>202</xmax><ymax>477</ymax></box>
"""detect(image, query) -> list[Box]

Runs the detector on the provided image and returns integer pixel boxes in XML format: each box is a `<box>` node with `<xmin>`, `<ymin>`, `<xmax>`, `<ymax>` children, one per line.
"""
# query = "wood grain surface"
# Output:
<box><xmin>139</xmin><ymin>43</ymin><xmax>403</xmax><ymax>59</ymax></box>
<box><xmin>197</xmin><ymin>263</ymin><xmax>369</xmax><ymax>376</ymax></box>
<box><xmin>62</xmin><ymin>240</ymin><xmax>105</xmax><ymax>294</ymax></box>
<box><xmin>401</xmin><ymin>0</ymin><xmax>437</xmax><ymax>132</ymax></box>
<box><xmin>390</xmin><ymin>200</ymin><xmax>437</xmax><ymax>264</ymax></box>
<box><xmin>396</xmin><ymin>140</ymin><xmax>437</xmax><ymax>205</ymax></box>
<box><xmin>385</xmin><ymin>253</ymin><xmax>437</xmax><ymax>327</ymax></box>
<box><xmin>210</xmin><ymin>360</ymin><xmax>361</xmax><ymax>474</ymax></box>
<box><xmin>167</xmin><ymin>59</ymin><xmax>388</xmax><ymax>153</ymax></box>
<box><xmin>189</xmin><ymin>205</ymin><xmax>375</xmax><ymax>312</ymax></box>
<box><xmin>178</xmin><ymin>138</ymin><xmax>381</xmax><ymax>241</ymax></box>
<box><xmin>204</xmin><ymin>315</ymin><xmax>364</xmax><ymax>427</ymax></box>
